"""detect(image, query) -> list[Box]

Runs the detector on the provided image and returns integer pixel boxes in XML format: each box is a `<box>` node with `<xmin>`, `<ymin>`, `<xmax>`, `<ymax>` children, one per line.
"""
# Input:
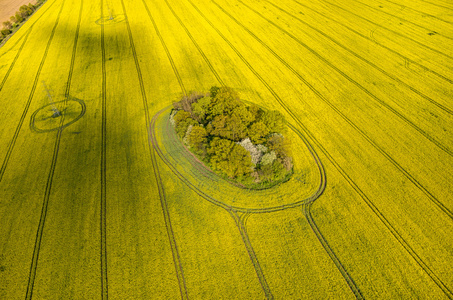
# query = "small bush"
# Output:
<box><xmin>1</xmin><ymin>29</ymin><xmax>12</xmax><ymax>37</ymax></box>
<box><xmin>19</xmin><ymin>5</ymin><xmax>33</xmax><ymax>18</ymax></box>
<box><xmin>15</xmin><ymin>13</ymin><xmax>24</xmax><ymax>23</ymax></box>
<box><xmin>2</xmin><ymin>21</ymin><xmax>12</xmax><ymax>30</ymax></box>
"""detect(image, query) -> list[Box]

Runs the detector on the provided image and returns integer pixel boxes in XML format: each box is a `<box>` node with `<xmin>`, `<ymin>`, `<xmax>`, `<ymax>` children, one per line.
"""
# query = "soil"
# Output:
<box><xmin>0</xmin><ymin>0</ymin><xmax>37</xmax><ymax>24</ymax></box>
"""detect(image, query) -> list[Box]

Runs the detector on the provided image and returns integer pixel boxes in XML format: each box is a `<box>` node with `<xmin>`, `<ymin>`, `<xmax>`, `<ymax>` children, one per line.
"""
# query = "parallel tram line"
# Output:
<box><xmin>0</xmin><ymin>0</ymin><xmax>65</xmax><ymax>183</ymax></box>
<box><xmin>183</xmin><ymin>0</ymin><xmax>453</xmax><ymax>297</ymax></box>
<box><xmin>214</xmin><ymin>0</ymin><xmax>453</xmax><ymax>220</ymax></box>
<box><xmin>121</xmin><ymin>0</ymin><xmax>189</xmax><ymax>297</ymax></box>
<box><xmin>348</xmin><ymin>0</ymin><xmax>453</xmax><ymax>39</ymax></box>
<box><xmin>225</xmin><ymin>0</ymin><xmax>453</xmax><ymax>157</ymax></box>
<box><xmin>382</xmin><ymin>0</ymin><xmax>453</xmax><ymax>23</ymax></box>
<box><xmin>289</xmin><ymin>0</ymin><xmax>452</xmax><ymax>85</ymax></box>
<box><xmin>158</xmin><ymin>0</ymin><xmax>364</xmax><ymax>297</ymax></box>
<box><xmin>0</xmin><ymin>0</ymin><xmax>57</xmax><ymax>59</ymax></box>
<box><xmin>0</xmin><ymin>30</ymin><xmax>32</xmax><ymax>92</ymax></box>
<box><xmin>317</xmin><ymin>0</ymin><xmax>453</xmax><ymax>60</ymax></box>
<box><xmin>100</xmin><ymin>0</ymin><xmax>108</xmax><ymax>298</ymax></box>
<box><xmin>229</xmin><ymin>210</ymin><xmax>274</xmax><ymax>299</ymax></box>
<box><xmin>25</xmin><ymin>0</ymin><xmax>83</xmax><ymax>298</ymax></box>
<box><xmin>263</xmin><ymin>0</ymin><xmax>453</xmax><ymax>114</ymax></box>
<box><xmin>303</xmin><ymin>202</ymin><xmax>364</xmax><ymax>299</ymax></box>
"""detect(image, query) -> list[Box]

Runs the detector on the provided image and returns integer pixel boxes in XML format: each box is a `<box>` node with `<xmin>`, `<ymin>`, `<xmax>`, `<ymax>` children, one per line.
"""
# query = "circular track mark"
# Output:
<box><xmin>95</xmin><ymin>14</ymin><xmax>127</xmax><ymax>25</ymax></box>
<box><xmin>30</xmin><ymin>97</ymin><xmax>86</xmax><ymax>133</ymax></box>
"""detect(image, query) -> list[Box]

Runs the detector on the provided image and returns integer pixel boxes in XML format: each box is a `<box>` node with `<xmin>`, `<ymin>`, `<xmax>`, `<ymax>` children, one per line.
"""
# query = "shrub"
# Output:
<box><xmin>1</xmin><ymin>29</ymin><xmax>12</xmax><ymax>37</ymax></box>
<box><xmin>187</xmin><ymin>125</ymin><xmax>208</xmax><ymax>157</ymax></box>
<box><xmin>15</xmin><ymin>13</ymin><xmax>24</xmax><ymax>23</ymax></box>
<box><xmin>173</xmin><ymin>110</ymin><xmax>196</xmax><ymax>138</ymax></box>
<box><xmin>208</xmin><ymin>138</ymin><xmax>252</xmax><ymax>178</ymax></box>
<box><xmin>19</xmin><ymin>5</ymin><xmax>33</xmax><ymax>18</ymax></box>
<box><xmin>267</xmin><ymin>134</ymin><xmax>291</xmax><ymax>158</ymax></box>
<box><xmin>248</xmin><ymin>121</ymin><xmax>269</xmax><ymax>144</ymax></box>
<box><xmin>191</xmin><ymin>96</ymin><xmax>211</xmax><ymax>123</ymax></box>
<box><xmin>237</xmin><ymin>138</ymin><xmax>263</xmax><ymax>165</ymax></box>
<box><xmin>260</xmin><ymin>151</ymin><xmax>277</xmax><ymax>166</ymax></box>
<box><xmin>2</xmin><ymin>21</ymin><xmax>12</xmax><ymax>30</ymax></box>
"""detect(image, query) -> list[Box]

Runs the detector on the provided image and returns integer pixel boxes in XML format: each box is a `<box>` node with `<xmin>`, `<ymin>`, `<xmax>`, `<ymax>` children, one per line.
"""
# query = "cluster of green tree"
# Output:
<box><xmin>1</xmin><ymin>0</ymin><xmax>45</xmax><ymax>43</ymax></box>
<box><xmin>171</xmin><ymin>86</ymin><xmax>293</xmax><ymax>188</ymax></box>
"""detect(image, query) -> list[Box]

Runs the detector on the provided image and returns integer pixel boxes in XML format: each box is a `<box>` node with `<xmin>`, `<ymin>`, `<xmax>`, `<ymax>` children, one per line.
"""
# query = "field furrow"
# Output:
<box><xmin>0</xmin><ymin>0</ymin><xmax>451</xmax><ymax>298</ymax></box>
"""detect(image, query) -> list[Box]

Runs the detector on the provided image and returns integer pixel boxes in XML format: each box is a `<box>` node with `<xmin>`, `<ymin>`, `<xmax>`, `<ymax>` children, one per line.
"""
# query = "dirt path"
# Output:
<box><xmin>0</xmin><ymin>0</ymin><xmax>36</xmax><ymax>25</ymax></box>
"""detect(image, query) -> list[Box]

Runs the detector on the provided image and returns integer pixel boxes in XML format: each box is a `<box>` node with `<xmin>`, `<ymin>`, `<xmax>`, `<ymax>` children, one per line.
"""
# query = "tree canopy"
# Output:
<box><xmin>171</xmin><ymin>86</ymin><xmax>293</xmax><ymax>187</ymax></box>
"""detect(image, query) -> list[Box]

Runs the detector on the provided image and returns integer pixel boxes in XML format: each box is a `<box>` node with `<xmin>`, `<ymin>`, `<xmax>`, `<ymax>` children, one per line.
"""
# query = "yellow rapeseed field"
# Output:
<box><xmin>0</xmin><ymin>0</ymin><xmax>452</xmax><ymax>298</ymax></box>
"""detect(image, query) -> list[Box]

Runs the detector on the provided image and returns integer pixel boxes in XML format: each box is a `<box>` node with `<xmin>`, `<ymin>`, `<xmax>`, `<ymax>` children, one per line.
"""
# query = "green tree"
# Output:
<box><xmin>267</xmin><ymin>134</ymin><xmax>291</xmax><ymax>158</ymax></box>
<box><xmin>208</xmin><ymin>87</ymin><xmax>242</xmax><ymax>119</ymax></box>
<box><xmin>187</xmin><ymin>125</ymin><xmax>207</xmax><ymax>156</ymax></box>
<box><xmin>191</xmin><ymin>96</ymin><xmax>211</xmax><ymax>123</ymax></box>
<box><xmin>247</xmin><ymin>104</ymin><xmax>263</xmax><ymax>122</ymax></box>
<box><xmin>19</xmin><ymin>5</ymin><xmax>33</xmax><ymax>18</ymax></box>
<box><xmin>262</xmin><ymin>110</ymin><xmax>286</xmax><ymax>133</ymax></box>
<box><xmin>2</xmin><ymin>21</ymin><xmax>12</xmax><ymax>30</ymax></box>
<box><xmin>248</xmin><ymin>121</ymin><xmax>269</xmax><ymax>144</ymax></box>
<box><xmin>1</xmin><ymin>29</ymin><xmax>11</xmax><ymax>37</ymax></box>
<box><xmin>209</xmin><ymin>86</ymin><xmax>220</xmax><ymax>98</ymax></box>
<box><xmin>14</xmin><ymin>12</ymin><xmax>24</xmax><ymax>23</ymax></box>
<box><xmin>174</xmin><ymin>110</ymin><xmax>196</xmax><ymax>138</ymax></box>
<box><xmin>208</xmin><ymin>138</ymin><xmax>252</xmax><ymax>178</ymax></box>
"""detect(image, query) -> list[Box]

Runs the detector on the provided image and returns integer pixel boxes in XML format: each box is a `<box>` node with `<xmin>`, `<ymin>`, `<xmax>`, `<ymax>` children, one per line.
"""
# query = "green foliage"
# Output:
<box><xmin>1</xmin><ymin>29</ymin><xmax>12</xmax><ymax>37</ymax></box>
<box><xmin>267</xmin><ymin>134</ymin><xmax>291</xmax><ymax>158</ymax></box>
<box><xmin>208</xmin><ymin>86</ymin><xmax>242</xmax><ymax>118</ymax></box>
<box><xmin>260</xmin><ymin>151</ymin><xmax>277</xmax><ymax>166</ymax></box>
<box><xmin>187</xmin><ymin>125</ymin><xmax>207</xmax><ymax>156</ymax></box>
<box><xmin>14</xmin><ymin>13</ymin><xmax>24</xmax><ymax>23</ymax></box>
<box><xmin>209</xmin><ymin>86</ymin><xmax>220</xmax><ymax>98</ymax></box>
<box><xmin>191</xmin><ymin>96</ymin><xmax>211</xmax><ymax>123</ymax></box>
<box><xmin>173</xmin><ymin>91</ymin><xmax>206</xmax><ymax>113</ymax></box>
<box><xmin>248</xmin><ymin>104</ymin><xmax>263</xmax><ymax>121</ymax></box>
<box><xmin>19</xmin><ymin>5</ymin><xmax>33</xmax><ymax>18</ymax></box>
<box><xmin>171</xmin><ymin>86</ymin><xmax>293</xmax><ymax>187</ymax></box>
<box><xmin>261</xmin><ymin>110</ymin><xmax>286</xmax><ymax>133</ymax></box>
<box><xmin>174</xmin><ymin>110</ymin><xmax>196</xmax><ymax>138</ymax></box>
<box><xmin>3</xmin><ymin>21</ymin><xmax>12</xmax><ymax>30</ymax></box>
<box><xmin>248</xmin><ymin>121</ymin><xmax>269</xmax><ymax>144</ymax></box>
<box><xmin>208</xmin><ymin>138</ymin><xmax>252</xmax><ymax>178</ymax></box>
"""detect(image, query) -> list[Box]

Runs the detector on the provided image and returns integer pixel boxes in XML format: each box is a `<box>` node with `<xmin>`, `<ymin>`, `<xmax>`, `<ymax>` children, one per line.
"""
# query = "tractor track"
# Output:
<box><xmin>161</xmin><ymin>0</ymin><xmax>225</xmax><ymax>87</ymax></box>
<box><xmin>382</xmin><ymin>0</ymin><xmax>453</xmax><ymax>23</ymax></box>
<box><xmin>0</xmin><ymin>0</ymin><xmax>66</xmax><ymax>183</ymax></box>
<box><xmin>262</xmin><ymin>0</ymin><xmax>453</xmax><ymax>115</ymax></box>
<box><xmin>99</xmin><ymin>0</ymin><xmax>108</xmax><ymax>298</ymax></box>
<box><xmin>25</xmin><ymin>0</ymin><xmax>82</xmax><ymax>298</ymax></box>
<box><xmin>0</xmin><ymin>0</ymin><xmax>57</xmax><ymax>57</ymax></box>
<box><xmin>229</xmin><ymin>210</ymin><xmax>273</xmax><ymax>299</ymax></box>
<box><xmin>212</xmin><ymin>0</ymin><xmax>453</xmax><ymax>220</ymax></box>
<box><xmin>150</xmin><ymin>106</ymin><xmax>333</xmax><ymax>298</ymax></box>
<box><xmin>181</xmin><ymin>0</ymin><xmax>453</xmax><ymax>297</ymax></box>
<box><xmin>151</xmin><ymin>107</ymin><xmax>325</xmax><ymax>214</ymax></box>
<box><xmin>349</xmin><ymin>0</ymin><xmax>453</xmax><ymax>39</ymax></box>
<box><xmin>151</xmin><ymin>0</ymin><xmax>346</xmax><ymax>291</ymax></box>
<box><xmin>317</xmin><ymin>0</ymin><xmax>453</xmax><ymax>60</ymax></box>
<box><xmin>303</xmin><ymin>202</ymin><xmax>364</xmax><ymax>299</ymax></box>
<box><xmin>125</xmin><ymin>0</ymin><xmax>189</xmax><ymax>297</ymax></box>
<box><xmin>223</xmin><ymin>0</ymin><xmax>453</xmax><ymax>157</ymax></box>
<box><xmin>291</xmin><ymin>0</ymin><xmax>453</xmax><ymax>85</ymax></box>
<box><xmin>0</xmin><ymin>30</ymin><xmax>32</xmax><ymax>93</ymax></box>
